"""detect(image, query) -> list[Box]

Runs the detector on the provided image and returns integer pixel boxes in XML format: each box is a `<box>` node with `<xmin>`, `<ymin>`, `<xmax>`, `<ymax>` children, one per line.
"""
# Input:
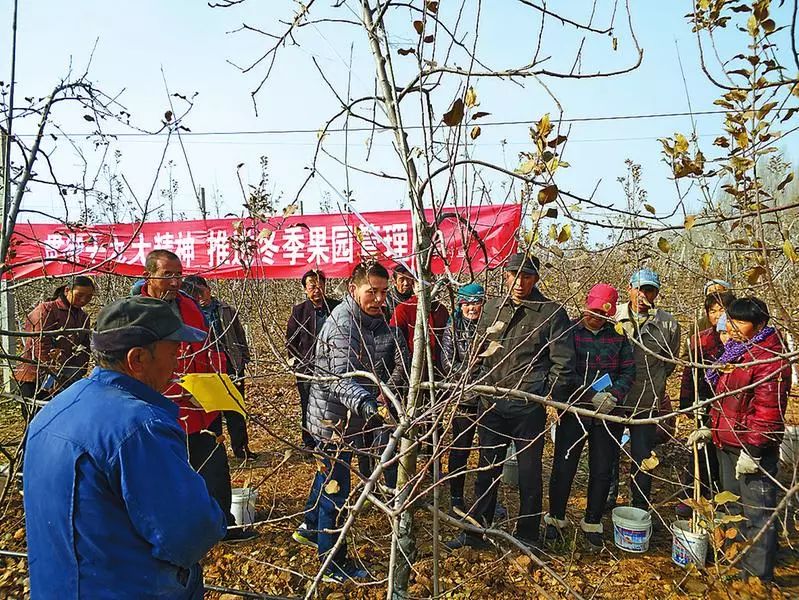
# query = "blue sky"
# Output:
<box><xmin>1</xmin><ymin>1</ymin><xmax>794</xmax><ymax>227</ymax></box>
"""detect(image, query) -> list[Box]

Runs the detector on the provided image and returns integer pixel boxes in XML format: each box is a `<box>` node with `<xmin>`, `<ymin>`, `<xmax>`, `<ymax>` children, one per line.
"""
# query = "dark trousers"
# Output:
<box><xmin>471</xmin><ymin>407</ymin><xmax>546</xmax><ymax>540</ymax></box>
<box><xmin>224</xmin><ymin>369</ymin><xmax>249</xmax><ymax>454</ymax></box>
<box><xmin>355</xmin><ymin>428</ymin><xmax>398</xmax><ymax>489</ymax></box>
<box><xmin>549</xmin><ymin>412</ymin><xmax>624</xmax><ymax>524</ymax></box>
<box><xmin>607</xmin><ymin>422</ymin><xmax>657</xmax><ymax>509</ymax></box>
<box><xmin>717</xmin><ymin>447</ymin><xmax>779</xmax><ymax>581</ymax></box>
<box><xmin>187</xmin><ymin>415</ymin><xmax>235</xmax><ymax>526</ymax></box>
<box><xmin>303</xmin><ymin>447</ymin><xmax>353</xmax><ymax>568</ymax></box>
<box><xmin>448</xmin><ymin>406</ymin><xmax>479</xmax><ymax>502</ymax></box>
<box><xmin>297</xmin><ymin>379</ymin><xmax>315</xmax><ymax>448</ymax></box>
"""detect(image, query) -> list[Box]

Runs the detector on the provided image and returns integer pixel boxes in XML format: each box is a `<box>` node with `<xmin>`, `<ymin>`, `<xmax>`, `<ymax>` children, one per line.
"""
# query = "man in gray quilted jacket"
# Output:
<box><xmin>292</xmin><ymin>261</ymin><xmax>409</xmax><ymax>583</ymax></box>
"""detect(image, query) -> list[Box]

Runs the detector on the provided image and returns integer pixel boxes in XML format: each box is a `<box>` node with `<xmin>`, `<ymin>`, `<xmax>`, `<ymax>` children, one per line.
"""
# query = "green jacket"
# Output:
<box><xmin>615</xmin><ymin>302</ymin><xmax>681</xmax><ymax>414</ymax></box>
<box><xmin>476</xmin><ymin>288</ymin><xmax>577</xmax><ymax>414</ymax></box>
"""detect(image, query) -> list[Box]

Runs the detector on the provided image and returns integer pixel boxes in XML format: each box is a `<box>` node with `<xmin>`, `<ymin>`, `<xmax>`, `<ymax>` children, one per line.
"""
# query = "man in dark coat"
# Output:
<box><xmin>447</xmin><ymin>252</ymin><xmax>578</xmax><ymax>550</ymax></box>
<box><xmin>286</xmin><ymin>270</ymin><xmax>340</xmax><ymax>449</ymax></box>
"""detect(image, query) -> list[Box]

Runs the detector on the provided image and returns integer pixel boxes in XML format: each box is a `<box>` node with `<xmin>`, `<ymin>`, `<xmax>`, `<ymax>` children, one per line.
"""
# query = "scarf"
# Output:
<box><xmin>705</xmin><ymin>326</ymin><xmax>775</xmax><ymax>387</ymax></box>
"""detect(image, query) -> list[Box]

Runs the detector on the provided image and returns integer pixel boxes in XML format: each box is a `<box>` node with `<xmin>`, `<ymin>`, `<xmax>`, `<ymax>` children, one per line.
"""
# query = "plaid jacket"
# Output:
<box><xmin>572</xmin><ymin>319</ymin><xmax>636</xmax><ymax>411</ymax></box>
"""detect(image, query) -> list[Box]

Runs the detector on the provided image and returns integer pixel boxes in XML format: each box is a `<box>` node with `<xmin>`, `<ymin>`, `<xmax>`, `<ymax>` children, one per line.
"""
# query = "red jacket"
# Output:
<box><xmin>679</xmin><ymin>327</ymin><xmax>724</xmax><ymax>409</ymax></box>
<box><xmin>710</xmin><ymin>330</ymin><xmax>791</xmax><ymax>453</ymax></box>
<box><xmin>141</xmin><ymin>287</ymin><xmax>226</xmax><ymax>434</ymax></box>
<box><xmin>390</xmin><ymin>296</ymin><xmax>449</xmax><ymax>371</ymax></box>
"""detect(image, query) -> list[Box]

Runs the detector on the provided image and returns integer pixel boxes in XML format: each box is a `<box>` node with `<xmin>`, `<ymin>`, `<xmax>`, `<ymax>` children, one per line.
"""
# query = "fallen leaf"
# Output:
<box><xmin>640</xmin><ymin>451</ymin><xmax>659</xmax><ymax>471</ymax></box>
<box><xmin>324</xmin><ymin>480</ymin><xmax>340</xmax><ymax>495</ymax></box>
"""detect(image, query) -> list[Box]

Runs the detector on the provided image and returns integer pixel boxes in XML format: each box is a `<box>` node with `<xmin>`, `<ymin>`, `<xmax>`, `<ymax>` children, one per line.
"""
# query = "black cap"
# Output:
<box><xmin>91</xmin><ymin>296</ymin><xmax>206</xmax><ymax>353</ymax></box>
<box><xmin>504</xmin><ymin>252</ymin><xmax>540</xmax><ymax>275</ymax></box>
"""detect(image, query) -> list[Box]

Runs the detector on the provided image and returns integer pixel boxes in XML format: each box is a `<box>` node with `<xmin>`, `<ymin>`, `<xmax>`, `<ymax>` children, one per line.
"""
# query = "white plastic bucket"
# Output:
<box><xmin>780</xmin><ymin>426</ymin><xmax>799</xmax><ymax>466</ymax></box>
<box><xmin>502</xmin><ymin>442</ymin><xmax>518</xmax><ymax>486</ymax></box>
<box><xmin>671</xmin><ymin>520</ymin><xmax>708</xmax><ymax>568</ymax></box>
<box><xmin>231</xmin><ymin>487</ymin><xmax>258</xmax><ymax>526</ymax></box>
<box><xmin>611</xmin><ymin>507</ymin><xmax>652</xmax><ymax>553</ymax></box>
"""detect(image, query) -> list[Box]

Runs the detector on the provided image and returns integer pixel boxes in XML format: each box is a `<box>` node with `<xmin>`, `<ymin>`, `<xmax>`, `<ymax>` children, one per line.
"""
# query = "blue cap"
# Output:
<box><xmin>704</xmin><ymin>279</ymin><xmax>731</xmax><ymax>295</ymax></box>
<box><xmin>629</xmin><ymin>268</ymin><xmax>661</xmax><ymax>289</ymax></box>
<box><xmin>716</xmin><ymin>313</ymin><xmax>728</xmax><ymax>333</ymax></box>
<box><xmin>457</xmin><ymin>282</ymin><xmax>485</xmax><ymax>304</ymax></box>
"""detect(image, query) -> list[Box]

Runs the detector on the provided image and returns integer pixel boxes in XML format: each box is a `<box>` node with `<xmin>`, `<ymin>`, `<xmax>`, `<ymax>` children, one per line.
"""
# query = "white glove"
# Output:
<box><xmin>686</xmin><ymin>427</ymin><xmax>712</xmax><ymax>449</ymax></box>
<box><xmin>591</xmin><ymin>391</ymin><xmax>617</xmax><ymax>414</ymax></box>
<box><xmin>735</xmin><ymin>451</ymin><xmax>760</xmax><ymax>480</ymax></box>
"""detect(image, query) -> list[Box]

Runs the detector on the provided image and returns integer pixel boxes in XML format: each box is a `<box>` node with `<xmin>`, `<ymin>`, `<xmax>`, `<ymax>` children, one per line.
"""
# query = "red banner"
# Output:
<box><xmin>8</xmin><ymin>204</ymin><xmax>521</xmax><ymax>280</ymax></box>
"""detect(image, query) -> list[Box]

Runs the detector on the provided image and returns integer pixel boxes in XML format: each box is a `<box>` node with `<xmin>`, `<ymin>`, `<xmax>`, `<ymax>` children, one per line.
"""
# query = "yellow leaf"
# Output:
<box><xmin>324</xmin><ymin>480</ymin><xmax>340</xmax><ymax>495</ymax></box>
<box><xmin>464</xmin><ymin>86</ymin><xmax>478</xmax><ymax>108</ymax></box>
<box><xmin>470</xmin><ymin>126</ymin><xmax>481</xmax><ymax>140</ymax></box>
<box><xmin>640</xmin><ymin>451</ymin><xmax>659</xmax><ymax>471</ymax></box>
<box><xmin>557</xmin><ymin>224</ymin><xmax>572</xmax><ymax>244</ymax></box>
<box><xmin>614</xmin><ymin>322</ymin><xmax>625</xmax><ymax>336</ymax></box>
<box><xmin>548</xmin><ymin>223</ymin><xmax>558</xmax><ymax>241</ymax></box>
<box><xmin>783</xmin><ymin>240</ymin><xmax>799</xmax><ymax>262</ymax></box>
<box><xmin>611</xmin><ymin>36</ymin><xmax>618</xmax><ymax>51</ymax></box>
<box><xmin>684</xmin><ymin>215</ymin><xmax>696</xmax><ymax>230</ymax></box>
<box><xmin>657</xmin><ymin>237</ymin><xmax>671</xmax><ymax>253</ymax></box>
<box><xmin>537</xmin><ymin>113</ymin><xmax>552</xmax><ymax>139</ymax></box>
<box><xmin>478</xmin><ymin>341</ymin><xmax>503</xmax><ymax>358</ymax></box>
<box><xmin>282</xmin><ymin>204</ymin><xmax>298</xmax><ymax>217</ymax></box>
<box><xmin>747</xmin><ymin>14</ymin><xmax>758</xmax><ymax>37</ymax></box>
<box><xmin>643</xmin><ymin>203</ymin><xmax>656</xmax><ymax>215</ymax></box>
<box><xmin>714</xmin><ymin>490</ymin><xmax>740</xmax><ymax>505</ymax></box>
<box><xmin>517</xmin><ymin>158</ymin><xmax>537</xmax><ymax>175</ymax></box>
<box><xmin>700</xmin><ymin>252</ymin><xmax>712</xmax><ymax>271</ymax></box>
<box><xmin>735</xmin><ymin>129</ymin><xmax>749</xmax><ymax>149</ymax></box>
<box><xmin>537</xmin><ymin>184</ymin><xmax>558</xmax><ymax>205</ymax></box>
<box><xmin>674</xmin><ymin>133</ymin><xmax>689</xmax><ymax>153</ymax></box>
<box><xmin>485</xmin><ymin>321</ymin><xmax>505</xmax><ymax>335</ymax></box>
<box><xmin>719</xmin><ymin>513</ymin><xmax>747</xmax><ymax>524</ymax></box>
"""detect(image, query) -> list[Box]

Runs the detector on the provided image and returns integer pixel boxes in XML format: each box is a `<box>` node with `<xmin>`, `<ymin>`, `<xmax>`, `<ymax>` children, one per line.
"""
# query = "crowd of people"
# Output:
<box><xmin>12</xmin><ymin>248</ymin><xmax>793</xmax><ymax>595</ymax></box>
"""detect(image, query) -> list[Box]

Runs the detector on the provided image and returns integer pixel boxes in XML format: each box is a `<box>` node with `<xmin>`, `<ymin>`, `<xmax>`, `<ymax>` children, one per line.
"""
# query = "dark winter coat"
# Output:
<box><xmin>476</xmin><ymin>288</ymin><xmax>578</xmax><ymax>414</ymax></box>
<box><xmin>307</xmin><ymin>295</ymin><xmax>409</xmax><ymax>443</ymax></box>
<box><xmin>440</xmin><ymin>312</ymin><xmax>481</xmax><ymax>406</ymax></box>
<box><xmin>286</xmin><ymin>297</ymin><xmax>340</xmax><ymax>374</ymax></box>
<box><xmin>710</xmin><ymin>329</ymin><xmax>791</xmax><ymax>455</ymax></box>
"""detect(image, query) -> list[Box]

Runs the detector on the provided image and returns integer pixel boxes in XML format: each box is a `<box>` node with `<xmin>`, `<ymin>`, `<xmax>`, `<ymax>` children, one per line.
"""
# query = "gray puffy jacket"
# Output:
<box><xmin>308</xmin><ymin>295</ymin><xmax>409</xmax><ymax>443</ymax></box>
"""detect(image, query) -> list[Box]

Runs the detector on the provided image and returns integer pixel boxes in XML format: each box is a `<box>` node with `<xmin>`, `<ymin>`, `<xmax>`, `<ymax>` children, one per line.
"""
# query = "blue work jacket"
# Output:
<box><xmin>23</xmin><ymin>368</ymin><xmax>227</xmax><ymax>599</ymax></box>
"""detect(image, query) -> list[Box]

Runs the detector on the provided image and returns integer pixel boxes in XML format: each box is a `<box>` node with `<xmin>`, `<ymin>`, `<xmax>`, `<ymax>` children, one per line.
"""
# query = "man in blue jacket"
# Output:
<box><xmin>23</xmin><ymin>296</ymin><xmax>228</xmax><ymax>599</ymax></box>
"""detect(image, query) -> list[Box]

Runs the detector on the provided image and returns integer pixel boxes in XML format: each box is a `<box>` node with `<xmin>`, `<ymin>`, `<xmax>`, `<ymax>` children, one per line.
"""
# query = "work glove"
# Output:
<box><xmin>735</xmin><ymin>451</ymin><xmax>760</xmax><ymax>480</ymax></box>
<box><xmin>686</xmin><ymin>427</ymin><xmax>712</xmax><ymax>449</ymax></box>
<box><xmin>360</xmin><ymin>399</ymin><xmax>383</xmax><ymax>426</ymax></box>
<box><xmin>590</xmin><ymin>391</ymin><xmax>617</xmax><ymax>415</ymax></box>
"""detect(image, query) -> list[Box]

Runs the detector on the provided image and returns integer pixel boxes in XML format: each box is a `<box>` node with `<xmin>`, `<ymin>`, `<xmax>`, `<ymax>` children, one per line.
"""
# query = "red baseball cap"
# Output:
<box><xmin>586</xmin><ymin>283</ymin><xmax>618</xmax><ymax>317</ymax></box>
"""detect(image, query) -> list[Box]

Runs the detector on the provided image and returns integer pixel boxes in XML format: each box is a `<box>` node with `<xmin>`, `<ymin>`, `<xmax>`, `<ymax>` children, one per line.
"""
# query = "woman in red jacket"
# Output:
<box><xmin>701</xmin><ymin>297</ymin><xmax>791</xmax><ymax>582</ymax></box>
<box><xmin>15</xmin><ymin>276</ymin><xmax>95</xmax><ymax>418</ymax></box>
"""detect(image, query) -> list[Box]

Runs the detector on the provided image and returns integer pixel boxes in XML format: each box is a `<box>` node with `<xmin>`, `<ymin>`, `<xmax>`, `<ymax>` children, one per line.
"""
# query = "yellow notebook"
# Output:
<box><xmin>176</xmin><ymin>373</ymin><xmax>246</xmax><ymax>416</ymax></box>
